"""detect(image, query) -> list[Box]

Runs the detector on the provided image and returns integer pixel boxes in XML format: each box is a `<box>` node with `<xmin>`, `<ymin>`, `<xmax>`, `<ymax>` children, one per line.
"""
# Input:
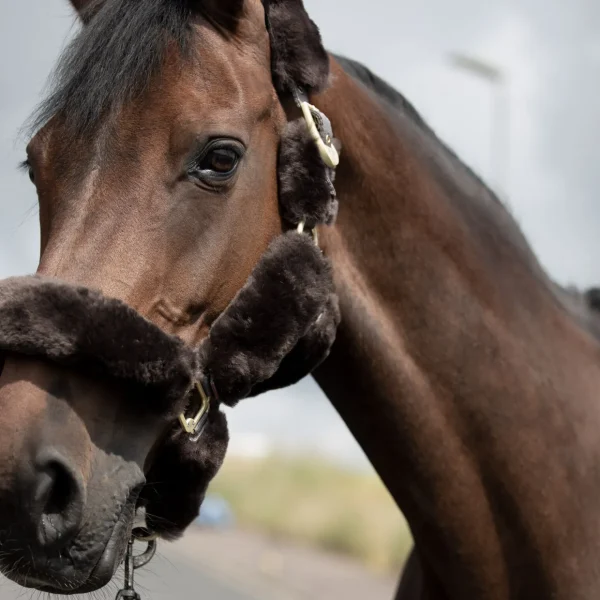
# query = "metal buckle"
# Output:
<box><xmin>292</xmin><ymin>87</ymin><xmax>339</xmax><ymax>169</ymax></box>
<box><xmin>297</xmin><ymin>220</ymin><xmax>319</xmax><ymax>246</ymax></box>
<box><xmin>178</xmin><ymin>380</ymin><xmax>211</xmax><ymax>441</ymax></box>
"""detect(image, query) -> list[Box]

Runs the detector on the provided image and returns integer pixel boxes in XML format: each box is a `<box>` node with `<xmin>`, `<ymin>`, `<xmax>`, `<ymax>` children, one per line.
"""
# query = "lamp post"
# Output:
<box><xmin>449</xmin><ymin>53</ymin><xmax>510</xmax><ymax>201</ymax></box>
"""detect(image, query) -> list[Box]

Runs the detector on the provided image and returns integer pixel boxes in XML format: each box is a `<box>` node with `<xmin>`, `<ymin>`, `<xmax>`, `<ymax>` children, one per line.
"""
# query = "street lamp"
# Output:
<box><xmin>448</xmin><ymin>52</ymin><xmax>510</xmax><ymax>201</ymax></box>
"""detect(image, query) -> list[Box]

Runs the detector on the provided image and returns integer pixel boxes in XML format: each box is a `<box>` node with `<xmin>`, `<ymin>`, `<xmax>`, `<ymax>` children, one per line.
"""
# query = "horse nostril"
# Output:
<box><xmin>32</xmin><ymin>454</ymin><xmax>85</xmax><ymax>550</ymax></box>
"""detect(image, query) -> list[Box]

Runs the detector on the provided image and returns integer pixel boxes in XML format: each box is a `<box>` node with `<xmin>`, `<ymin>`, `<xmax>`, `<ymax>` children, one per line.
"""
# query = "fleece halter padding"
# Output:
<box><xmin>278</xmin><ymin>119</ymin><xmax>339</xmax><ymax>228</ymax></box>
<box><xmin>0</xmin><ymin>232</ymin><xmax>337</xmax><ymax>536</ymax></box>
<box><xmin>0</xmin><ymin>232</ymin><xmax>336</xmax><ymax>409</ymax></box>
<box><xmin>199</xmin><ymin>231</ymin><xmax>338</xmax><ymax>406</ymax></box>
<box><xmin>0</xmin><ymin>275</ymin><xmax>194</xmax><ymax>415</ymax></box>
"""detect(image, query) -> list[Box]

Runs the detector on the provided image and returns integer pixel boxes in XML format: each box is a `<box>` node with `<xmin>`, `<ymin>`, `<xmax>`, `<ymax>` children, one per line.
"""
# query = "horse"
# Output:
<box><xmin>1</xmin><ymin>0</ymin><xmax>600</xmax><ymax>598</ymax></box>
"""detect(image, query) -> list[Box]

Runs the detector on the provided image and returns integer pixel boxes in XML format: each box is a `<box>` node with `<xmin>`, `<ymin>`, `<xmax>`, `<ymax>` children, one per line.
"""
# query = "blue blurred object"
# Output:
<box><xmin>195</xmin><ymin>494</ymin><xmax>235</xmax><ymax>529</ymax></box>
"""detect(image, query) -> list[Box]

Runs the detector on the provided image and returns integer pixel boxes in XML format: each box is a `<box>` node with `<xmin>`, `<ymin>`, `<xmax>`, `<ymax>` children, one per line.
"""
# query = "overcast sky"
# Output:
<box><xmin>1</xmin><ymin>0</ymin><xmax>598</xmax><ymax>468</ymax></box>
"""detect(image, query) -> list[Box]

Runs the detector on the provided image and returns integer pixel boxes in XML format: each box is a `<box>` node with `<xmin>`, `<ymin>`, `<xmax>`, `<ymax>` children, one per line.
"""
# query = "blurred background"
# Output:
<box><xmin>0</xmin><ymin>1</ymin><xmax>598</xmax><ymax>598</ymax></box>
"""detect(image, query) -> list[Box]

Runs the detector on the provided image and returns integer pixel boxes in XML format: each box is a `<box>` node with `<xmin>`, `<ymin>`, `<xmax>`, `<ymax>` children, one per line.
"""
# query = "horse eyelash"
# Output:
<box><xmin>18</xmin><ymin>159</ymin><xmax>30</xmax><ymax>173</ymax></box>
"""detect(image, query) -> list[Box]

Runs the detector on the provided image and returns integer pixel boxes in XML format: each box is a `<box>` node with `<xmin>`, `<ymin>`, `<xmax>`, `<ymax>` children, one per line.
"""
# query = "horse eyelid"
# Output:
<box><xmin>186</xmin><ymin>138</ymin><xmax>245</xmax><ymax>170</ymax></box>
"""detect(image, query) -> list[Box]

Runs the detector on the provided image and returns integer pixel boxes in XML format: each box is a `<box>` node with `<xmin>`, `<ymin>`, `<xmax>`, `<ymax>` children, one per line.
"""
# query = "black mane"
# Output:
<box><xmin>334</xmin><ymin>54</ymin><xmax>432</xmax><ymax>132</ymax></box>
<box><xmin>29</xmin><ymin>0</ymin><xmax>239</xmax><ymax>138</ymax></box>
<box><xmin>334</xmin><ymin>54</ymin><xmax>503</xmax><ymax>206</ymax></box>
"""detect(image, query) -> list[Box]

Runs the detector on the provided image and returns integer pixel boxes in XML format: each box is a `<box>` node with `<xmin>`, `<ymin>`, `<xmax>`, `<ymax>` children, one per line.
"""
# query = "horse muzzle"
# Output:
<box><xmin>0</xmin><ymin>466</ymin><xmax>143</xmax><ymax>594</ymax></box>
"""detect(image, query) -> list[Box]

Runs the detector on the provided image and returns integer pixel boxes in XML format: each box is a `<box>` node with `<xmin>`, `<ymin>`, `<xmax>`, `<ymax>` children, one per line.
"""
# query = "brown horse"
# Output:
<box><xmin>2</xmin><ymin>0</ymin><xmax>600</xmax><ymax>598</ymax></box>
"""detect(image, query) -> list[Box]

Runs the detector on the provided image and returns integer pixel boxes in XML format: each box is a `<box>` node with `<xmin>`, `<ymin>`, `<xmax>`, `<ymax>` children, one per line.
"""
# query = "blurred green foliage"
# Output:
<box><xmin>210</xmin><ymin>453</ymin><xmax>413</xmax><ymax>573</ymax></box>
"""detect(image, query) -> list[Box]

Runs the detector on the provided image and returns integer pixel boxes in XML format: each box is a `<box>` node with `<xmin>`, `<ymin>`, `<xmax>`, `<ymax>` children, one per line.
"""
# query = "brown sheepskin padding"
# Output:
<box><xmin>0</xmin><ymin>275</ymin><xmax>196</xmax><ymax>416</ymax></box>
<box><xmin>278</xmin><ymin>119</ymin><xmax>339</xmax><ymax>228</ymax></box>
<box><xmin>263</xmin><ymin>0</ymin><xmax>330</xmax><ymax>96</ymax></box>
<box><xmin>199</xmin><ymin>232</ymin><xmax>337</xmax><ymax>406</ymax></box>
<box><xmin>0</xmin><ymin>233</ymin><xmax>337</xmax><ymax>536</ymax></box>
<box><xmin>140</xmin><ymin>407</ymin><xmax>229</xmax><ymax>539</ymax></box>
<box><xmin>249</xmin><ymin>292</ymin><xmax>340</xmax><ymax>396</ymax></box>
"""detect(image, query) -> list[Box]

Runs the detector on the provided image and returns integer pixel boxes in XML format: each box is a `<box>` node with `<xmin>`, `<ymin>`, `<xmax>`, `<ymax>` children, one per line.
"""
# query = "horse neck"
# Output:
<box><xmin>313</xmin><ymin>58</ymin><xmax>600</xmax><ymax>599</ymax></box>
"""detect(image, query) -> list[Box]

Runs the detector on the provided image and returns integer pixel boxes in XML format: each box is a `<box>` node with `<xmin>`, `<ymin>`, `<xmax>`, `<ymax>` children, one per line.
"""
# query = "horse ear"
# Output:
<box><xmin>68</xmin><ymin>0</ymin><xmax>103</xmax><ymax>23</ymax></box>
<box><xmin>264</xmin><ymin>0</ymin><xmax>330</xmax><ymax>96</ymax></box>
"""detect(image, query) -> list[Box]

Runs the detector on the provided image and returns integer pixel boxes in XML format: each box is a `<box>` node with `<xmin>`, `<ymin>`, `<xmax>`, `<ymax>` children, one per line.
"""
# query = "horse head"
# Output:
<box><xmin>0</xmin><ymin>0</ymin><xmax>336</xmax><ymax>593</ymax></box>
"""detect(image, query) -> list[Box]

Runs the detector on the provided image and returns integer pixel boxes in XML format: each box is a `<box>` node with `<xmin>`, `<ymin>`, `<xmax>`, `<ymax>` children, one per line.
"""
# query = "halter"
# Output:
<box><xmin>115</xmin><ymin>85</ymin><xmax>340</xmax><ymax>600</ymax></box>
<box><xmin>177</xmin><ymin>86</ymin><xmax>339</xmax><ymax>441</ymax></box>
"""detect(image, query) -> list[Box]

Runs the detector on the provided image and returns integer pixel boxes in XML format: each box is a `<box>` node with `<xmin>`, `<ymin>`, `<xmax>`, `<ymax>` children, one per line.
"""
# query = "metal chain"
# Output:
<box><xmin>115</xmin><ymin>530</ymin><xmax>158</xmax><ymax>600</ymax></box>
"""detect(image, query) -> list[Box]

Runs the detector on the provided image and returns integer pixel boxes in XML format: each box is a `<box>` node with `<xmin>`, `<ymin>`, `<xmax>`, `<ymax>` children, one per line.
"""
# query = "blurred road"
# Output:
<box><xmin>0</xmin><ymin>527</ymin><xmax>397</xmax><ymax>600</ymax></box>
<box><xmin>0</xmin><ymin>543</ymin><xmax>258</xmax><ymax>600</ymax></box>
<box><xmin>131</xmin><ymin>549</ymin><xmax>260</xmax><ymax>600</ymax></box>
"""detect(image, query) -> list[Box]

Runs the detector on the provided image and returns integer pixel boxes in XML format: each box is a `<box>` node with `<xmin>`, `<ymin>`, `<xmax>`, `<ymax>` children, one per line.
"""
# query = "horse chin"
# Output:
<box><xmin>66</xmin><ymin>510</ymin><xmax>133</xmax><ymax>595</ymax></box>
<box><xmin>2</xmin><ymin>505</ymin><xmax>134</xmax><ymax>595</ymax></box>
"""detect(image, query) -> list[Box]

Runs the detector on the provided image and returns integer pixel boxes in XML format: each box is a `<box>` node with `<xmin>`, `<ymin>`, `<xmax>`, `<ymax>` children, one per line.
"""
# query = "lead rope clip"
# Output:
<box><xmin>115</xmin><ymin>529</ymin><xmax>158</xmax><ymax>600</ymax></box>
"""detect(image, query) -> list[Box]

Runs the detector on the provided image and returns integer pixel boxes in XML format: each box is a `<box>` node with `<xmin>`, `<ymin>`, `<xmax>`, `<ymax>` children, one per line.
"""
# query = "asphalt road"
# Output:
<box><xmin>0</xmin><ymin>545</ymin><xmax>257</xmax><ymax>600</ymax></box>
<box><xmin>0</xmin><ymin>529</ymin><xmax>397</xmax><ymax>600</ymax></box>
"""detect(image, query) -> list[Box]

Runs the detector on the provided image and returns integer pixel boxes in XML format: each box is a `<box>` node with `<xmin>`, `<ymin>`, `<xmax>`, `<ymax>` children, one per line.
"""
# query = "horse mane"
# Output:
<box><xmin>335</xmin><ymin>54</ymin><xmax>600</xmax><ymax>343</ymax></box>
<box><xmin>586</xmin><ymin>288</ymin><xmax>600</xmax><ymax>316</ymax></box>
<box><xmin>334</xmin><ymin>54</ymin><xmax>504</xmax><ymax>207</ymax></box>
<box><xmin>29</xmin><ymin>0</ymin><xmax>240</xmax><ymax>139</ymax></box>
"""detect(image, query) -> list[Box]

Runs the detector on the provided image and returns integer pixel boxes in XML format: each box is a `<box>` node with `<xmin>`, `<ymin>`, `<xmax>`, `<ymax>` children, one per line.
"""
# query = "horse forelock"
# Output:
<box><xmin>27</xmin><ymin>0</ymin><xmax>246</xmax><ymax>142</ymax></box>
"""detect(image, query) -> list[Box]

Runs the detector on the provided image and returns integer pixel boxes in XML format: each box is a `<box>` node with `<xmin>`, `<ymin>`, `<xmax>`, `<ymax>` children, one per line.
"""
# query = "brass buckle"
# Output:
<box><xmin>298</xmin><ymin>101</ymin><xmax>340</xmax><ymax>169</ymax></box>
<box><xmin>297</xmin><ymin>220</ymin><xmax>319</xmax><ymax>246</ymax></box>
<box><xmin>178</xmin><ymin>380</ymin><xmax>211</xmax><ymax>441</ymax></box>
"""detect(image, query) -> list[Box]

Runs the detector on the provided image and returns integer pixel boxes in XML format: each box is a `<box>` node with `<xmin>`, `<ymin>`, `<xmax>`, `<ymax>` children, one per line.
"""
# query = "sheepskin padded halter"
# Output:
<box><xmin>0</xmin><ymin>0</ymin><xmax>341</xmax><ymax>537</ymax></box>
<box><xmin>0</xmin><ymin>234</ymin><xmax>339</xmax><ymax>537</ymax></box>
<box><xmin>0</xmin><ymin>231</ymin><xmax>337</xmax><ymax>407</ymax></box>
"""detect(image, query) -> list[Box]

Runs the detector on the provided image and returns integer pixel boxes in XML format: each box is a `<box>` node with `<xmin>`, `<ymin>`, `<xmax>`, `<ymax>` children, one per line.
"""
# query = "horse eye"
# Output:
<box><xmin>21</xmin><ymin>160</ymin><xmax>35</xmax><ymax>184</ymax></box>
<box><xmin>200</xmin><ymin>148</ymin><xmax>239</xmax><ymax>174</ymax></box>
<box><xmin>187</xmin><ymin>140</ymin><xmax>244</xmax><ymax>187</ymax></box>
